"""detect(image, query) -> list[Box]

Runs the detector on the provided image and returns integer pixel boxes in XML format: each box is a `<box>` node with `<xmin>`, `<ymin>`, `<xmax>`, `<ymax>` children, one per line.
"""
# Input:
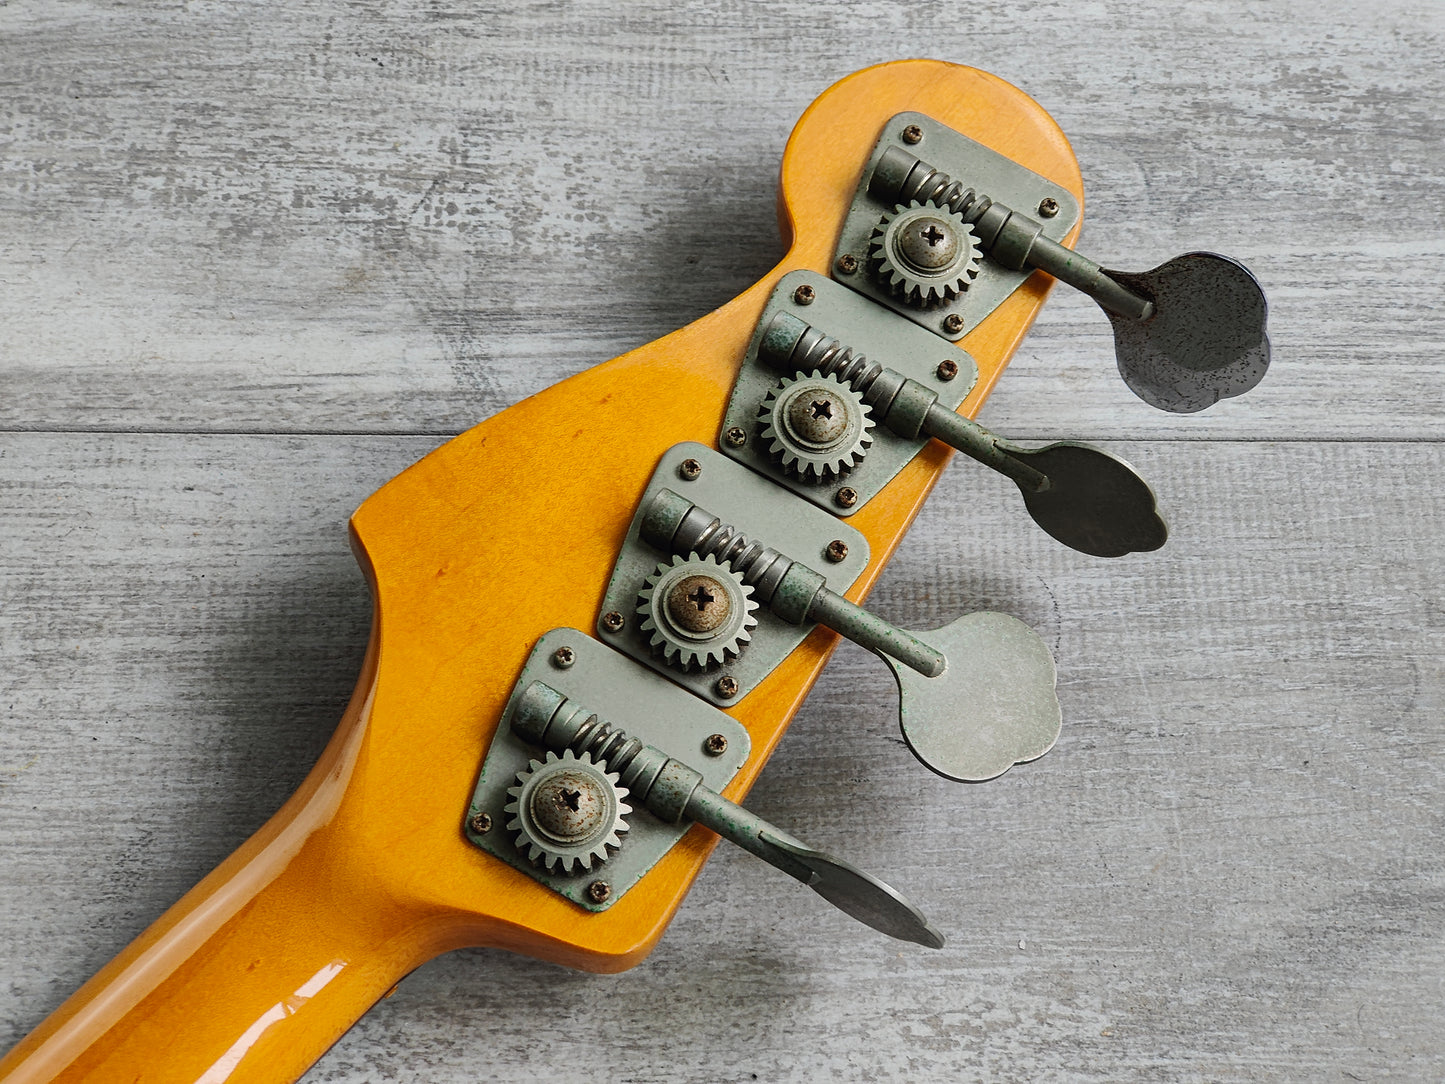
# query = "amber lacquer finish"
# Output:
<box><xmin>0</xmin><ymin>61</ymin><xmax>1083</xmax><ymax>1084</ymax></box>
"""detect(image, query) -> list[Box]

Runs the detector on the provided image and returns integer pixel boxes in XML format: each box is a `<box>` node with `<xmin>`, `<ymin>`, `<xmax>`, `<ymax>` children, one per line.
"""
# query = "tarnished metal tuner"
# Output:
<box><xmin>640</xmin><ymin>490</ymin><xmax>1065</xmax><ymax>783</ymax></box>
<box><xmin>511</xmin><ymin>680</ymin><xmax>944</xmax><ymax>948</ymax></box>
<box><xmin>870</xmin><ymin>145</ymin><xmax>1272</xmax><ymax>413</ymax></box>
<box><xmin>641</xmin><ymin>488</ymin><xmax>945</xmax><ymax>676</ymax></box>
<box><xmin>760</xmin><ymin>311</ymin><xmax>1168</xmax><ymax>559</ymax></box>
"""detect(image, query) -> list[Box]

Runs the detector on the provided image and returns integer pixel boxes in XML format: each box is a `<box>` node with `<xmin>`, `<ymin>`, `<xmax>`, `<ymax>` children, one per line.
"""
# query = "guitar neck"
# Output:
<box><xmin>0</xmin><ymin>634</ymin><xmax>431</xmax><ymax>1083</ymax></box>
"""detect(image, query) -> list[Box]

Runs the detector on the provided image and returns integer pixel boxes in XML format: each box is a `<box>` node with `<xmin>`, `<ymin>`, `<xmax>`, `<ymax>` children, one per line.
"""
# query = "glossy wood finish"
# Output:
<box><xmin>0</xmin><ymin>62</ymin><xmax>1082</xmax><ymax>1082</ymax></box>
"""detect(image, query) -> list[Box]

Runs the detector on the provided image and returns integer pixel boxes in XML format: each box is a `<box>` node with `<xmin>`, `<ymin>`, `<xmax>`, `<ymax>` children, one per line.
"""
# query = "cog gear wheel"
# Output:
<box><xmin>504</xmin><ymin>748</ymin><xmax>630</xmax><ymax>875</ymax></box>
<box><xmin>869</xmin><ymin>199</ymin><xmax>980</xmax><ymax>307</ymax></box>
<box><xmin>758</xmin><ymin>370</ymin><xmax>874</xmax><ymax>482</ymax></box>
<box><xmin>636</xmin><ymin>553</ymin><xmax>758</xmax><ymax>672</ymax></box>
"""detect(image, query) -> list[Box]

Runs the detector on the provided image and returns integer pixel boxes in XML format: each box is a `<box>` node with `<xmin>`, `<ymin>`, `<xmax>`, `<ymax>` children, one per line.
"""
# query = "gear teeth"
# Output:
<box><xmin>758</xmin><ymin>370</ymin><xmax>874</xmax><ymax>483</ymax></box>
<box><xmin>505</xmin><ymin>749</ymin><xmax>631</xmax><ymax>874</ymax></box>
<box><xmin>636</xmin><ymin>553</ymin><xmax>758</xmax><ymax>672</ymax></box>
<box><xmin>869</xmin><ymin>199</ymin><xmax>980</xmax><ymax>308</ymax></box>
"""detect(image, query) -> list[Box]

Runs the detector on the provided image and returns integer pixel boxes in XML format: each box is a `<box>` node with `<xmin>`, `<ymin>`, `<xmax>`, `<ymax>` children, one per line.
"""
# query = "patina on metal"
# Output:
<box><xmin>465</xmin><ymin>628</ymin><xmax>750</xmax><ymax>911</ymax></box>
<box><xmin>512</xmin><ymin>681</ymin><xmax>944</xmax><ymax>949</ymax></box>
<box><xmin>868</xmin><ymin>139</ymin><xmax>1271</xmax><ymax>411</ymax></box>
<box><xmin>882</xmin><ymin>612</ymin><xmax>1061</xmax><ymax>783</ymax></box>
<box><xmin>1102</xmin><ymin>252</ymin><xmax>1272</xmax><ymax>413</ymax></box>
<box><xmin>834</xmin><ymin>111</ymin><xmax>1080</xmax><ymax>339</ymax></box>
<box><xmin>720</xmin><ymin>271</ymin><xmax>976</xmax><ymax>516</ymax></box>
<box><xmin>636</xmin><ymin>552</ymin><xmax>758</xmax><ymax>672</ymax></box>
<box><xmin>641</xmin><ymin>488</ymin><xmax>944</xmax><ymax>677</ymax></box>
<box><xmin>759</xmin><ymin>370</ymin><xmax>875</xmax><ymax>483</ymax></box>
<box><xmin>504</xmin><ymin>748</ymin><xmax>630</xmax><ymax>874</ymax></box>
<box><xmin>759</xmin><ymin>311</ymin><xmax>1167</xmax><ymax>558</ymax></box>
<box><xmin>598</xmin><ymin>442</ymin><xmax>870</xmax><ymax>706</ymax></box>
<box><xmin>645</xmin><ymin>490</ymin><xmax>1063</xmax><ymax>781</ymax></box>
<box><xmin>869</xmin><ymin>200</ymin><xmax>981</xmax><ymax>307</ymax></box>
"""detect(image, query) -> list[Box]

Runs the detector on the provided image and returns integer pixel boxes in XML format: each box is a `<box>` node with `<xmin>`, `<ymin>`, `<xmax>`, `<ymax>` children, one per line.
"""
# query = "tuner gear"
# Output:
<box><xmin>869</xmin><ymin>200</ymin><xmax>980</xmax><ymax>307</ymax></box>
<box><xmin>758</xmin><ymin>371</ymin><xmax>874</xmax><ymax>482</ymax></box>
<box><xmin>504</xmin><ymin>749</ymin><xmax>630</xmax><ymax>874</ymax></box>
<box><xmin>636</xmin><ymin>553</ymin><xmax>759</xmax><ymax>671</ymax></box>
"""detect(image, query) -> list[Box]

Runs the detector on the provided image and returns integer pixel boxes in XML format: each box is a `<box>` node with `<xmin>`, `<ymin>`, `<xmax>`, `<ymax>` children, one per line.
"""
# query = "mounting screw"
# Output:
<box><xmin>825</xmin><ymin>539</ymin><xmax>849</xmax><ymax>563</ymax></box>
<box><xmin>551</xmin><ymin>646</ymin><xmax>576</xmax><ymax>669</ymax></box>
<box><xmin>587</xmin><ymin>880</ymin><xmax>612</xmax><ymax>904</ymax></box>
<box><xmin>942</xmin><ymin>313</ymin><xmax>965</xmax><ymax>335</ymax></box>
<box><xmin>901</xmin><ymin>124</ymin><xmax>923</xmax><ymax>145</ymax></box>
<box><xmin>835</xmin><ymin>486</ymin><xmax>859</xmax><ymax>509</ymax></box>
<box><xmin>725</xmin><ymin>425</ymin><xmax>747</xmax><ymax>447</ymax></box>
<box><xmin>836</xmin><ymin>254</ymin><xmax>858</xmax><ymax>275</ymax></box>
<box><xmin>1037</xmin><ymin>197</ymin><xmax>1060</xmax><ymax>219</ymax></box>
<box><xmin>601</xmin><ymin>611</ymin><xmax>624</xmax><ymax>633</ymax></box>
<box><xmin>792</xmin><ymin>284</ymin><xmax>816</xmax><ymax>306</ymax></box>
<box><xmin>704</xmin><ymin>733</ymin><xmax>729</xmax><ymax>756</ymax></box>
<box><xmin>715</xmin><ymin>675</ymin><xmax>739</xmax><ymax>699</ymax></box>
<box><xmin>468</xmin><ymin>811</ymin><xmax>492</xmax><ymax>835</ymax></box>
<box><xmin>678</xmin><ymin>458</ymin><xmax>703</xmax><ymax>481</ymax></box>
<box><xmin>936</xmin><ymin>359</ymin><xmax>959</xmax><ymax>382</ymax></box>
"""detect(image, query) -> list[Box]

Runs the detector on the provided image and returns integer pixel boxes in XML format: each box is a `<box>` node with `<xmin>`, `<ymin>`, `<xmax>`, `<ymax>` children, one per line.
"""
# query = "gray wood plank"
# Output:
<box><xmin>2</xmin><ymin>1</ymin><xmax>1442</xmax><ymax>1079</ymax></box>
<box><xmin>1</xmin><ymin>1</ymin><xmax>1441</xmax><ymax>438</ymax></box>
<box><xmin>0</xmin><ymin>434</ymin><xmax>1439</xmax><ymax>1081</ymax></box>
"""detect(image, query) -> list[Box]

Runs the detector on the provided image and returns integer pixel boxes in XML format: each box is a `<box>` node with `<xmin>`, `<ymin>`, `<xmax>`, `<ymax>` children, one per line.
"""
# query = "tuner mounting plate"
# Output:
<box><xmin>465</xmin><ymin>628</ymin><xmax>750</xmax><ymax>911</ymax></box>
<box><xmin>834</xmin><ymin>111</ymin><xmax>1080</xmax><ymax>340</ymax></box>
<box><xmin>720</xmin><ymin>271</ymin><xmax>975</xmax><ymax>516</ymax></box>
<box><xmin>598</xmin><ymin>442</ymin><xmax>870</xmax><ymax>703</ymax></box>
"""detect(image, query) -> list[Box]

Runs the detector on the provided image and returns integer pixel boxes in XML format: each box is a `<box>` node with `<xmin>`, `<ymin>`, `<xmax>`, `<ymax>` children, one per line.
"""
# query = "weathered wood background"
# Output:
<box><xmin>2</xmin><ymin>1</ymin><xmax>1442</xmax><ymax>1081</ymax></box>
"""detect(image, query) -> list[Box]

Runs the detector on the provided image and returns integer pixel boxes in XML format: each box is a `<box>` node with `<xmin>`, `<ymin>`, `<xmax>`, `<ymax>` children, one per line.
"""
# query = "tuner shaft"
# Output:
<box><xmin>869</xmin><ymin>145</ymin><xmax>1154</xmax><ymax>321</ymax></box>
<box><xmin>759</xmin><ymin>312</ymin><xmax>1168</xmax><ymax>558</ymax></box>
<box><xmin>760</xmin><ymin>311</ymin><xmax>1047</xmax><ymax>491</ymax></box>
<box><xmin>511</xmin><ymin>680</ymin><xmax>944</xmax><ymax>948</ymax></box>
<box><xmin>641</xmin><ymin>489</ymin><xmax>945</xmax><ymax>676</ymax></box>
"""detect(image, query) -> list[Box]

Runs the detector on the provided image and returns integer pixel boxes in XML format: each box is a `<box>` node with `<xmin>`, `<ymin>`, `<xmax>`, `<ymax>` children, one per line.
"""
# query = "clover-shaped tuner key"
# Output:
<box><xmin>760</xmin><ymin>312</ymin><xmax>1166</xmax><ymax>558</ymax></box>
<box><xmin>511</xmin><ymin>680</ymin><xmax>944</xmax><ymax>948</ymax></box>
<box><xmin>869</xmin><ymin>146</ymin><xmax>1272</xmax><ymax>413</ymax></box>
<box><xmin>642</xmin><ymin>490</ymin><xmax>1062</xmax><ymax>782</ymax></box>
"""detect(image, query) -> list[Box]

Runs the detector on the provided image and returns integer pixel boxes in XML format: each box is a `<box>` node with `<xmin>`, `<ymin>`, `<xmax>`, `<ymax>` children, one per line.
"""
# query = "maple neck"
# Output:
<box><xmin>0</xmin><ymin>632</ymin><xmax>431</xmax><ymax>1083</ymax></box>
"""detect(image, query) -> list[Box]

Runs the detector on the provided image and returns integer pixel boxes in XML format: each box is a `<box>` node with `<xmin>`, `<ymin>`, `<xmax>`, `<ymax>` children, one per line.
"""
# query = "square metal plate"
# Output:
<box><xmin>719</xmin><ymin>270</ymin><xmax>975</xmax><ymax>516</ymax></box>
<box><xmin>834</xmin><ymin>110</ymin><xmax>1080</xmax><ymax>340</ymax></box>
<box><xmin>464</xmin><ymin>627</ymin><xmax>751</xmax><ymax>911</ymax></box>
<box><xmin>596</xmin><ymin>441</ymin><xmax>869</xmax><ymax>705</ymax></box>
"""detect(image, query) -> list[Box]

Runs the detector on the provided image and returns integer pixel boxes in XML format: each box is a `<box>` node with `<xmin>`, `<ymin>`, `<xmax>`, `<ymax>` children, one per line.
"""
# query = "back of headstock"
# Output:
<box><xmin>0</xmin><ymin>60</ymin><xmax>1269</xmax><ymax>1084</ymax></box>
<box><xmin>344</xmin><ymin>60</ymin><xmax>1090</xmax><ymax>964</ymax></box>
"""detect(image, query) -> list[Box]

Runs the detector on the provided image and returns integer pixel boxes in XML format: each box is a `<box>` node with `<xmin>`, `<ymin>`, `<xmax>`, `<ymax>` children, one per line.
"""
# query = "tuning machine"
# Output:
<box><xmin>719</xmin><ymin>270</ymin><xmax>977</xmax><ymax>517</ymax></box>
<box><xmin>511</xmin><ymin>678</ymin><xmax>943</xmax><ymax>947</ymax></box>
<box><xmin>837</xmin><ymin>112</ymin><xmax>1271</xmax><ymax>413</ymax></box>
<box><xmin>599</xmin><ymin>443</ymin><xmax>872</xmax><ymax>705</ymax></box>
<box><xmin>639</xmin><ymin>486</ymin><xmax>1062</xmax><ymax>783</ymax></box>
<box><xmin>758</xmin><ymin>308</ymin><xmax>1167</xmax><ymax>558</ymax></box>
<box><xmin>465</xmin><ymin>629</ymin><xmax>942</xmax><ymax>946</ymax></box>
<box><xmin>466</xmin><ymin>628</ymin><xmax>750</xmax><ymax>910</ymax></box>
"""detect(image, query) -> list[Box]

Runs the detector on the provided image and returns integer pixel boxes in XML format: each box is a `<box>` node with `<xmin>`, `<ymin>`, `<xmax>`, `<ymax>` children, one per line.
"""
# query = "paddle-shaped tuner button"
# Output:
<box><xmin>512</xmin><ymin>681</ymin><xmax>944</xmax><ymax>948</ymax></box>
<box><xmin>1099</xmin><ymin>253</ymin><xmax>1271</xmax><ymax>414</ymax></box>
<box><xmin>761</xmin><ymin>312</ymin><xmax>1166</xmax><ymax>557</ymax></box>
<box><xmin>883</xmin><ymin>612</ymin><xmax>1060</xmax><ymax>783</ymax></box>
<box><xmin>641</xmin><ymin>491</ymin><xmax>1063</xmax><ymax>780</ymax></box>
<box><xmin>870</xmin><ymin>146</ymin><xmax>1271</xmax><ymax>413</ymax></box>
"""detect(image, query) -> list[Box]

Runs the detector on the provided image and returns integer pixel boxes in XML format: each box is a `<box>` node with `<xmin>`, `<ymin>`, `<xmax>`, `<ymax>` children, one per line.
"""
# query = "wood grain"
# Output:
<box><xmin>1</xmin><ymin>0</ymin><xmax>1442</xmax><ymax>1080</ymax></box>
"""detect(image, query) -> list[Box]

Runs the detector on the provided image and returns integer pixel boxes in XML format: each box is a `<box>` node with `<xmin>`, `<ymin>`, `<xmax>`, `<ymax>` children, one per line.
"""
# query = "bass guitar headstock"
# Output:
<box><xmin>0</xmin><ymin>59</ymin><xmax>1270</xmax><ymax>1084</ymax></box>
<box><xmin>352</xmin><ymin>60</ymin><xmax>1266</xmax><ymax>956</ymax></box>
